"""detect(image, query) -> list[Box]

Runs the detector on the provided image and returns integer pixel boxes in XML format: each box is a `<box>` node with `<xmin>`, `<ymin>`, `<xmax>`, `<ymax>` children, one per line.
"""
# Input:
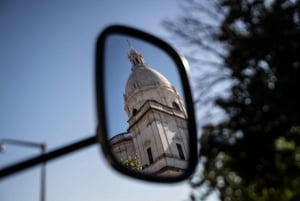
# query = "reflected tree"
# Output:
<box><xmin>164</xmin><ymin>0</ymin><xmax>300</xmax><ymax>200</ymax></box>
<box><xmin>123</xmin><ymin>156</ymin><xmax>143</xmax><ymax>172</ymax></box>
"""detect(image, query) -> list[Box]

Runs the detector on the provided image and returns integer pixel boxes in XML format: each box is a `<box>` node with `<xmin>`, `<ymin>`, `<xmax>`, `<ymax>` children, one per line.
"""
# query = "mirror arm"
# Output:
<box><xmin>0</xmin><ymin>135</ymin><xmax>97</xmax><ymax>179</ymax></box>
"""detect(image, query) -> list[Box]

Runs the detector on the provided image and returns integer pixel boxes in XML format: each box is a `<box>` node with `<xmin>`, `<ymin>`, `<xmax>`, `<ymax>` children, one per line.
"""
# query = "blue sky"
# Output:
<box><xmin>0</xmin><ymin>1</ymin><xmax>218</xmax><ymax>201</ymax></box>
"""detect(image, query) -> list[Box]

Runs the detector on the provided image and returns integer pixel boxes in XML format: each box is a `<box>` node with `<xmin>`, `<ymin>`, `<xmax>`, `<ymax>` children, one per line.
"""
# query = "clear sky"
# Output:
<box><xmin>0</xmin><ymin>1</ymin><xmax>218</xmax><ymax>201</ymax></box>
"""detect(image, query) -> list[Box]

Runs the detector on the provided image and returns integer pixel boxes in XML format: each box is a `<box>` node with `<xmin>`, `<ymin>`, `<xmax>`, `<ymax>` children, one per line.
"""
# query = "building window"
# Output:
<box><xmin>132</xmin><ymin>109</ymin><xmax>138</xmax><ymax>116</ymax></box>
<box><xmin>176</xmin><ymin>143</ymin><xmax>185</xmax><ymax>160</ymax></box>
<box><xmin>147</xmin><ymin>148</ymin><xmax>154</xmax><ymax>164</ymax></box>
<box><xmin>172</xmin><ymin>102</ymin><xmax>180</xmax><ymax>111</ymax></box>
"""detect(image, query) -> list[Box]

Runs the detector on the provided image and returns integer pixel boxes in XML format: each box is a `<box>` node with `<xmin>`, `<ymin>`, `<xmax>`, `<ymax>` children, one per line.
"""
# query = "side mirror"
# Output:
<box><xmin>96</xmin><ymin>25</ymin><xmax>198</xmax><ymax>183</ymax></box>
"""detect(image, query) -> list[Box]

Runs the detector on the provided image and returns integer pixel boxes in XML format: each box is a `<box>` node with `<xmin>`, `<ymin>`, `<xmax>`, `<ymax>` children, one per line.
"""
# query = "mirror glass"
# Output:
<box><xmin>103</xmin><ymin>34</ymin><xmax>190</xmax><ymax>178</ymax></box>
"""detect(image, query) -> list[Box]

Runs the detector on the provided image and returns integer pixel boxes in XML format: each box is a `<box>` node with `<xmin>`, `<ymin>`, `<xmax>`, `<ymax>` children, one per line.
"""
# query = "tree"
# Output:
<box><xmin>122</xmin><ymin>156</ymin><xmax>143</xmax><ymax>171</ymax></box>
<box><xmin>164</xmin><ymin>0</ymin><xmax>300</xmax><ymax>200</ymax></box>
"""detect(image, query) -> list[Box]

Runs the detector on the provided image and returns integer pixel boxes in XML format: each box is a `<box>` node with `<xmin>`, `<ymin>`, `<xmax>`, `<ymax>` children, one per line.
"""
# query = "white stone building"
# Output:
<box><xmin>111</xmin><ymin>47</ymin><xmax>189</xmax><ymax>176</ymax></box>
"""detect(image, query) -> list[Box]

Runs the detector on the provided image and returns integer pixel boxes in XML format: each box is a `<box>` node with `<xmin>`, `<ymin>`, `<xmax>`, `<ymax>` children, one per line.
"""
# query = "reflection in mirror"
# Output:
<box><xmin>104</xmin><ymin>34</ymin><xmax>189</xmax><ymax>178</ymax></box>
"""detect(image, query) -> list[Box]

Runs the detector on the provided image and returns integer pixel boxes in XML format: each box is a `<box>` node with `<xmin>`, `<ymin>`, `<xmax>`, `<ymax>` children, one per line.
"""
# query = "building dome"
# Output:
<box><xmin>125</xmin><ymin>65</ymin><xmax>173</xmax><ymax>99</ymax></box>
<box><xmin>124</xmin><ymin>47</ymin><xmax>174</xmax><ymax>100</ymax></box>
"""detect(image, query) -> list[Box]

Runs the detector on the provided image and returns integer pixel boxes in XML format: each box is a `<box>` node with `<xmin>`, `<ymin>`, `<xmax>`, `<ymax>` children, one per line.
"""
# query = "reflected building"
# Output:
<box><xmin>111</xmin><ymin>47</ymin><xmax>188</xmax><ymax>176</ymax></box>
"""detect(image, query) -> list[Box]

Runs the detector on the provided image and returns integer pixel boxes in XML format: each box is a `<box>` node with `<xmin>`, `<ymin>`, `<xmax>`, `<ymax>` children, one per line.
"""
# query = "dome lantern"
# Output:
<box><xmin>127</xmin><ymin>44</ymin><xmax>145</xmax><ymax>69</ymax></box>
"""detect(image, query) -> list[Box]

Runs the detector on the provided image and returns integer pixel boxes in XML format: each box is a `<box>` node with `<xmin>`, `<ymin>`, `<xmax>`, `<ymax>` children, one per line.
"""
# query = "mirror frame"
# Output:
<box><xmin>95</xmin><ymin>25</ymin><xmax>198</xmax><ymax>183</ymax></box>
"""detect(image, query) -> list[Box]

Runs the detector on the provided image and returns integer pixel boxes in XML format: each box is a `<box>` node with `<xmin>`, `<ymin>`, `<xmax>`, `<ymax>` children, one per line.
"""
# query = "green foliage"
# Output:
<box><xmin>166</xmin><ymin>0</ymin><xmax>300</xmax><ymax>200</ymax></box>
<box><xmin>122</xmin><ymin>156</ymin><xmax>143</xmax><ymax>171</ymax></box>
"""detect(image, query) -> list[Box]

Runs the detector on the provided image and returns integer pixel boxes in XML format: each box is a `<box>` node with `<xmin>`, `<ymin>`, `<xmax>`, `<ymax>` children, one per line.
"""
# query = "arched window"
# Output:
<box><xmin>172</xmin><ymin>102</ymin><xmax>180</xmax><ymax>111</ymax></box>
<box><xmin>135</xmin><ymin>58</ymin><xmax>139</xmax><ymax>64</ymax></box>
<box><xmin>176</xmin><ymin>143</ymin><xmax>185</xmax><ymax>160</ymax></box>
<box><xmin>132</xmin><ymin>108</ymin><xmax>138</xmax><ymax>116</ymax></box>
<box><xmin>147</xmin><ymin>147</ymin><xmax>154</xmax><ymax>164</ymax></box>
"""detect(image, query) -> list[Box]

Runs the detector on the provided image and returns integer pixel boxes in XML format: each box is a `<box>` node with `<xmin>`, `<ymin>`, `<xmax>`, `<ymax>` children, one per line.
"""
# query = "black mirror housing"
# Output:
<box><xmin>95</xmin><ymin>25</ymin><xmax>198</xmax><ymax>183</ymax></box>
